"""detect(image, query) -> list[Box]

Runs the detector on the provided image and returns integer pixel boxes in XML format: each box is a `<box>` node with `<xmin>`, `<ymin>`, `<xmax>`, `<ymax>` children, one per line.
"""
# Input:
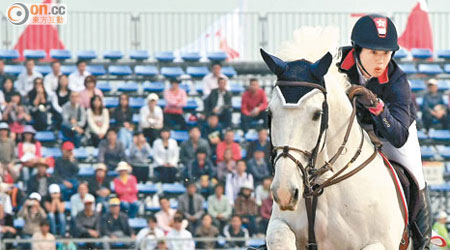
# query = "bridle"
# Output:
<box><xmin>269</xmin><ymin>80</ymin><xmax>378</xmax><ymax>250</ymax></box>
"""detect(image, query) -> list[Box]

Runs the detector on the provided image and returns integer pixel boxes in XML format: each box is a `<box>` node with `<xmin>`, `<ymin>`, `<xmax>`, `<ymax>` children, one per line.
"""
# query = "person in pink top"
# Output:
<box><xmin>163</xmin><ymin>79</ymin><xmax>187</xmax><ymax>130</ymax></box>
<box><xmin>216</xmin><ymin>130</ymin><xmax>241</xmax><ymax>163</ymax></box>
<box><xmin>78</xmin><ymin>75</ymin><xmax>103</xmax><ymax>108</ymax></box>
<box><xmin>241</xmin><ymin>78</ymin><xmax>268</xmax><ymax>132</ymax></box>
<box><xmin>113</xmin><ymin>161</ymin><xmax>139</xmax><ymax>218</ymax></box>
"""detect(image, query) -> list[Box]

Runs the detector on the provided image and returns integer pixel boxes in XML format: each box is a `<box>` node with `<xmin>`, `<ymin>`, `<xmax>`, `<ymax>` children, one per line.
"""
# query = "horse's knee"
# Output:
<box><xmin>266</xmin><ymin>221</ymin><xmax>296</xmax><ymax>250</ymax></box>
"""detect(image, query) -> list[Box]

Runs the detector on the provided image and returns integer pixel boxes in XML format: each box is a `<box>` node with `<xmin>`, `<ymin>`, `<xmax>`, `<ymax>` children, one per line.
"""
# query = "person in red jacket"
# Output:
<box><xmin>241</xmin><ymin>79</ymin><xmax>268</xmax><ymax>132</ymax></box>
<box><xmin>216</xmin><ymin>130</ymin><xmax>241</xmax><ymax>163</ymax></box>
<box><xmin>113</xmin><ymin>161</ymin><xmax>139</xmax><ymax>218</ymax></box>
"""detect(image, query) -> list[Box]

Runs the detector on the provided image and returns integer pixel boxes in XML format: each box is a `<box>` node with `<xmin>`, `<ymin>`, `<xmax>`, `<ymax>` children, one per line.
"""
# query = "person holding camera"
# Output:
<box><xmin>18</xmin><ymin>193</ymin><xmax>47</xmax><ymax>240</ymax></box>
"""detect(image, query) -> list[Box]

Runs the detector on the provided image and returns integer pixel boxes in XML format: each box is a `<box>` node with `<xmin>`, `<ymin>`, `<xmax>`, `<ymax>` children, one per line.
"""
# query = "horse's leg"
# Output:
<box><xmin>266</xmin><ymin>219</ymin><xmax>296</xmax><ymax>250</ymax></box>
<box><xmin>361</xmin><ymin>243</ymin><xmax>386</xmax><ymax>250</ymax></box>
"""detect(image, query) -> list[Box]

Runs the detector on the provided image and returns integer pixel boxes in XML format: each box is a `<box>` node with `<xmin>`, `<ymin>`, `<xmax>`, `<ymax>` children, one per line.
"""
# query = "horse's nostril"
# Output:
<box><xmin>293</xmin><ymin>188</ymin><xmax>299</xmax><ymax>201</ymax></box>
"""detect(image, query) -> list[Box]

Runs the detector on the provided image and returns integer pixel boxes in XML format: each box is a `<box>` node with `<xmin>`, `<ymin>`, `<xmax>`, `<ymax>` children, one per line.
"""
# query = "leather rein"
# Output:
<box><xmin>270</xmin><ymin>80</ymin><xmax>378</xmax><ymax>250</ymax></box>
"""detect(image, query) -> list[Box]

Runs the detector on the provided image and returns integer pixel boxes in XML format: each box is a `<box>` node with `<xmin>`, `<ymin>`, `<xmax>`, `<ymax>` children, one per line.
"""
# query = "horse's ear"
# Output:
<box><xmin>260</xmin><ymin>48</ymin><xmax>287</xmax><ymax>75</ymax></box>
<box><xmin>310</xmin><ymin>52</ymin><xmax>333</xmax><ymax>81</ymax></box>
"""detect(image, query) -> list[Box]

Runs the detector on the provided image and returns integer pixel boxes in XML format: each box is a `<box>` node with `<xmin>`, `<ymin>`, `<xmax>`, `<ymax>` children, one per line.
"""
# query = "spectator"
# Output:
<box><xmin>422</xmin><ymin>79</ymin><xmax>448</xmax><ymax>130</ymax></box>
<box><xmin>18</xmin><ymin>193</ymin><xmax>46</xmax><ymax>238</ymax></box>
<box><xmin>155</xmin><ymin>196</ymin><xmax>176</xmax><ymax>234</ymax></box>
<box><xmin>153</xmin><ymin>128</ymin><xmax>179</xmax><ymax>183</ymax></box>
<box><xmin>32</xmin><ymin>220</ymin><xmax>55</xmax><ymax>250</ymax></box>
<box><xmin>156</xmin><ymin>240</ymin><xmax>169</xmax><ymax>250</ymax></box>
<box><xmin>223</xmin><ymin>215</ymin><xmax>249</xmax><ymax>248</ymax></box>
<box><xmin>140</xmin><ymin>93</ymin><xmax>163</xmax><ymax>145</ymax></box>
<box><xmin>0</xmin><ymin>123</ymin><xmax>17</xmax><ymax>184</ymax></box>
<box><xmin>255</xmin><ymin>176</ymin><xmax>272</xmax><ymax>207</ymax></box>
<box><xmin>0</xmin><ymin>182</ymin><xmax>13</xmax><ymax>215</ymax></box>
<box><xmin>259</xmin><ymin>194</ymin><xmax>273</xmax><ymax>234</ymax></box>
<box><xmin>246</xmin><ymin>128</ymin><xmax>270</xmax><ymax>165</ymax></box>
<box><xmin>184</xmin><ymin>148</ymin><xmax>216</xmax><ymax>182</ymax></box>
<box><xmin>204</xmin><ymin>77</ymin><xmax>232</xmax><ymax>128</ymax></box>
<box><xmin>49</xmin><ymin>75</ymin><xmax>71</xmax><ymax>130</ymax></box>
<box><xmin>241</xmin><ymin>78</ymin><xmax>268</xmax><ymax>132</ymax></box>
<box><xmin>217</xmin><ymin>148</ymin><xmax>236</xmax><ymax>183</ymax></box>
<box><xmin>216</xmin><ymin>130</ymin><xmax>241</xmax><ymax>163</ymax></box>
<box><xmin>207</xmin><ymin>183</ymin><xmax>232</xmax><ymax>230</ymax></box>
<box><xmin>128</xmin><ymin>131</ymin><xmax>152</xmax><ymax>183</ymax></box>
<box><xmin>201</xmin><ymin>114</ymin><xmax>223</xmax><ymax>154</ymax></box>
<box><xmin>69</xmin><ymin>182</ymin><xmax>94</xmax><ymax>218</ymax></box>
<box><xmin>0</xmin><ymin>59</ymin><xmax>6</xmax><ymax>87</ymax></box>
<box><xmin>79</xmin><ymin>75</ymin><xmax>103</xmax><ymax>109</ymax></box>
<box><xmin>54</xmin><ymin>141</ymin><xmax>79</xmax><ymax>201</ymax></box>
<box><xmin>234</xmin><ymin>184</ymin><xmax>258</xmax><ymax>235</ymax></box>
<box><xmin>57</xmin><ymin>236</ymin><xmax>77</xmax><ymax>250</ymax></box>
<box><xmin>44</xmin><ymin>61</ymin><xmax>62</xmax><ymax>93</ymax></box>
<box><xmin>16</xmin><ymin>59</ymin><xmax>43</xmax><ymax>96</ymax></box>
<box><xmin>198</xmin><ymin>175</ymin><xmax>215</xmax><ymax>200</ymax></box>
<box><xmin>100</xmin><ymin>198</ymin><xmax>135</xmax><ymax>250</ymax></box>
<box><xmin>113</xmin><ymin>93</ymin><xmax>134</xmax><ymax>149</ymax></box>
<box><xmin>113</xmin><ymin>161</ymin><xmax>139</xmax><ymax>218</ymax></box>
<box><xmin>195</xmin><ymin>214</ymin><xmax>219</xmax><ymax>250</ymax></box>
<box><xmin>180</xmin><ymin>126</ymin><xmax>211</xmax><ymax>166</ymax></box>
<box><xmin>43</xmin><ymin>184</ymin><xmax>66</xmax><ymax>236</ymax></box>
<box><xmin>68</xmin><ymin>60</ymin><xmax>90</xmax><ymax>92</ymax></box>
<box><xmin>177</xmin><ymin>181</ymin><xmax>205</xmax><ymax>232</ymax></box>
<box><xmin>87</xmin><ymin>95</ymin><xmax>109</xmax><ymax>147</ymax></box>
<box><xmin>202</xmin><ymin>62</ymin><xmax>229</xmax><ymax>97</ymax></box>
<box><xmin>27</xmin><ymin>159</ymin><xmax>55</xmax><ymax>197</ymax></box>
<box><xmin>61</xmin><ymin>91</ymin><xmax>86</xmax><ymax>147</ymax></box>
<box><xmin>136</xmin><ymin>215</ymin><xmax>165</xmax><ymax>250</ymax></box>
<box><xmin>73</xmin><ymin>195</ymin><xmax>101</xmax><ymax>244</ymax></box>
<box><xmin>432</xmin><ymin>211</ymin><xmax>450</xmax><ymax>247</ymax></box>
<box><xmin>18</xmin><ymin>125</ymin><xmax>42</xmax><ymax>182</ymax></box>
<box><xmin>98</xmin><ymin>128</ymin><xmax>127</xmax><ymax>170</ymax></box>
<box><xmin>247</xmin><ymin>149</ymin><xmax>270</xmax><ymax>184</ymax></box>
<box><xmin>163</xmin><ymin>79</ymin><xmax>187</xmax><ymax>130</ymax></box>
<box><xmin>87</xmin><ymin>163</ymin><xmax>111</xmax><ymax>212</ymax></box>
<box><xmin>0</xmin><ymin>202</ymin><xmax>16</xmax><ymax>249</ymax></box>
<box><xmin>27</xmin><ymin>77</ymin><xmax>50</xmax><ymax>131</ymax></box>
<box><xmin>3</xmin><ymin>92</ymin><xmax>31</xmax><ymax>139</ymax></box>
<box><xmin>225</xmin><ymin>160</ymin><xmax>254</xmax><ymax>205</ymax></box>
<box><xmin>166</xmin><ymin>215</ymin><xmax>195</xmax><ymax>250</ymax></box>
<box><xmin>2</xmin><ymin>78</ymin><xmax>19</xmax><ymax>104</ymax></box>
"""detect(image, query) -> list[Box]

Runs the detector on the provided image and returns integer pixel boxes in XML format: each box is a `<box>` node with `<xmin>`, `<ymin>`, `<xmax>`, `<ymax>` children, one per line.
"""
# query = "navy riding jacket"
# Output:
<box><xmin>338</xmin><ymin>46</ymin><xmax>417</xmax><ymax>148</ymax></box>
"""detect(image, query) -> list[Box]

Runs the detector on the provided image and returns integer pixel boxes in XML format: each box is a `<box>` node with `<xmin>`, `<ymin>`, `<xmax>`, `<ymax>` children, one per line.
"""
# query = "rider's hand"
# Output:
<box><xmin>348</xmin><ymin>85</ymin><xmax>384</xmax><ymax>115</ymax></box>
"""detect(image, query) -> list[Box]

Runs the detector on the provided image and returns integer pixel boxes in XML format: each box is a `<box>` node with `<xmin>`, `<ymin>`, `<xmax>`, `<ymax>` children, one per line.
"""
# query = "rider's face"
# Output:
<box><xmin>359</xmin><ymin>48</ymin><xmax>392</xmax><ymax>78</ymax></box>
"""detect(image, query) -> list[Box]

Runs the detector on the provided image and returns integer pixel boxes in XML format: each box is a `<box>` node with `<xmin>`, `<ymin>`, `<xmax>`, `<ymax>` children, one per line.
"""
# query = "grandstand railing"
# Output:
<box><xmin>1</xmin><ymin>11</ymin><xmax>450</xmax><ymax>61</ymax></box>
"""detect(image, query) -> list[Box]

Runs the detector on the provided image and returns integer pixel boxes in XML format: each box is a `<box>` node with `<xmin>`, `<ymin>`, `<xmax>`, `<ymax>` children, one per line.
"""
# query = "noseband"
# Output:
<box><xmin>269</xmin><ymin>80</ymin><xmax>378</xmax><ymax>250</ymax></box>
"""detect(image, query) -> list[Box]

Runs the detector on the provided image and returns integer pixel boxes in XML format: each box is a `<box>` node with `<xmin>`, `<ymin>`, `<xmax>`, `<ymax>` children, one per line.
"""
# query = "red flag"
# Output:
<box><xmin>398</xmin><ymin>0</ymin><xmax>433</xmax><ymax>52</ymax></box>
<box><xmin>13</xmin><ymin>0</ymin><xmax>65</xmax><ymax>61</ymax></box>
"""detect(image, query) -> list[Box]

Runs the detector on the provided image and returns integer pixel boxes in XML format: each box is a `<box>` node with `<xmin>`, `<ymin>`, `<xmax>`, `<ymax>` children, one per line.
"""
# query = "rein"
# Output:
<box><xmin>270</xmin><ymin>80</ymin><xmax>378</xmax><ymax>250</ymax></box>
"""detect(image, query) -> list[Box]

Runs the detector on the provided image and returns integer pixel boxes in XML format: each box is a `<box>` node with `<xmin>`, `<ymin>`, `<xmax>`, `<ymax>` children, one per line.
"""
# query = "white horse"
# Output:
<box><xmin>262</xmin><ymin>28</ymin><xmax>409</xmax><ymax>250</ymax></box>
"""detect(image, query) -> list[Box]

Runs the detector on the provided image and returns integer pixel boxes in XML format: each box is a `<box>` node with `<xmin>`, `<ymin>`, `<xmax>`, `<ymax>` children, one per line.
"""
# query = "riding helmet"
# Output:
<box><xmin>351</xmin><ymin>14</ymin><xmax>399</xmax><ymax>51</ymax></box>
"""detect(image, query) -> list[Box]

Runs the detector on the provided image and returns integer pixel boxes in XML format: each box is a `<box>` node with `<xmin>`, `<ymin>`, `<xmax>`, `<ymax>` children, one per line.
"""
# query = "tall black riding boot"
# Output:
<box><xmin>412</xmin><ymin>185</ymin><xmax>432</xmax><ymax>250</ymax></box>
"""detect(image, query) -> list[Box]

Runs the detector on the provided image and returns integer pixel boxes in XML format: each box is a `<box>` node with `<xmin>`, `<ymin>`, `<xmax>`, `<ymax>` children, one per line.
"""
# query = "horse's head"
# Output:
<box><xmin>262</xmin><ymin>48</ymin><xmax>333</xmax><ymax>211</ymax></box>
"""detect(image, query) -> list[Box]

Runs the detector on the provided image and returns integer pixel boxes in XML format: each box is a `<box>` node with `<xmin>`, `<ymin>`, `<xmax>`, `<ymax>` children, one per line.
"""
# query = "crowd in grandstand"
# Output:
<box><xmin>0</xmin><ymin>58</ymin><xmax>272</xmax><ymax>250</ymax></box>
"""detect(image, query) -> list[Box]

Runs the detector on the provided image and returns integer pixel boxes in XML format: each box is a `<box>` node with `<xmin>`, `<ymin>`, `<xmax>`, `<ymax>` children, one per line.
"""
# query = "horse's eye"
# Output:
<box><xmin>312</xmin><ymin>111</ymin><xmax>321</xmax><ymax>121</ymax></box>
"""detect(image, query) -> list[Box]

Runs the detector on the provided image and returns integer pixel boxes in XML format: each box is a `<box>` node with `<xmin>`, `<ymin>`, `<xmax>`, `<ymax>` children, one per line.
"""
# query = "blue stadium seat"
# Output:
<box><xmin>4</xmin><ymin>65</ymin><xmax>24</xmax><ymax>75</ymax></box>
<box><xmin>14</xmin><ymin>218</ymin><xmax>25</xmax><ymax>229</ymax></box>
<box><xmin>409</xmin><ymin>79</ymin><xmax>425</xmax><ymax>92</ymax></box>
<box><xmin>78</xmin><ymin>167</ymin><xmax>95</xmax><ymax>177</ymax></box>
<box><xmin>103</xmin><ymin>50</ymin><xmax>123</xmax><ymax>60</ymax></box>
<box><xmin>416</xmin><ymin>97</ymin><xmax>423</xmax><ymax>108</ymax></box>
<box><xmin>241</xmin><ymin>149</ymin><xmax>247</xmax><ymax>159</ymax></box>
<box><xmin>35</xmin><ymin>65</ymin><xmax>52</xmax><ymax>75</ymax></box>
<box><xmin>187</xmin><ymin>66</ymin><xmax>209</xmax><ymax>78</ymax></box>
<box><xmin>440</xmin><ymin>146</ymin><xmax>450</xmax><ymax>160</ymax></box>
<box><xmin>170</xmin><ymin>130</ymin><xmax>189</xmax><ymax>142</ymax></box>
<box><xmin>135</xmin><ymin>65</ymin><xmax>158</xmax><ymax>77</ymax></box>
<box><xmin>438</xmin><ymin>80</ymin><xmax>450</xmax><ymax>91</ymax></box>
<box><xmin>132</xmin><ymin>113</ymin><xmax>139</xmax><ymax>123</ymax></box>
<box><xmin>143</xmin><ymin>81</ymin><xmax>165</xmax><ymax>92</ymax></box>
<box><xmin>158</xmin><ymin>99</ymin><xmax>166</xmax><ymax>108</ymax></box>
<box><xmin>232</xmin><ymin>97</ymin><xmax>242</xmax><ymax>110</ymax></box>
<box><xmin>411</xmin><ymin>48</ymin><xmax>433</xmax><ymax>60</ymax></box>
<box><xmin>181</xmin><ymin>52</ymin><xmax>201</xmax><ymax>62</ymax></box>
<box><xmin>437</xmin><ymin>50</ymin><xmax>450</xmax><ymax>60</ymax></box>
<box><xmin>417</xmin><ymin>130</ymin><xmax>428</xmax><ymax>141</ymax></box>
<box><xmin>129</xmin><ymin>218</ymin><xmax>147</xmax><ymax>230</ymax></box>
<box><xmin>86</xmin><ymin>65</ymin><xmax>106</xmax><ymax>76</ymax></box>
<box><xmin>97</xmin><ymin>81</ymin><xmax>112</xmax><ymax>92</ymax></box>
<box><xmin>42</xmin><ymin>147</ymin><xmax>62</xmax><ymax>158</ymax></box>
<box><xmin>421</xmin><ymin>146</ymin><xmax>435</xmax><ymax>160</ymax></box>
<box><xmin>222</xmin><ymin>66</ymin><xmax>237</xmax><ymax>77</ymax></box>
<box><xmin>0</xmin><ymin>50</ymin><xmax>19</xmax><ymax>60</ymax></box>
<box><xmin>117</xmin><ymin>81</ymin><xmax>138</xmax><ymax>92</ymax></box>
<box><xmin>429</xmin><ymin>130</ymin><xmax>450</xmax><ymax>142</ymax></box>
<box><xmin>108</xmin><ymin>65</ymin><xmax>132</xmax><ymax>76</ymax></box>
<box><xmin>161</xmin><ymin>67</ymin><xmax>184</xmax><ymax>78</ymax></box>
<box><xmin>24</xmin><ymin>49</ymin><xmax>46</xmax><ymax>59</ymax></box>
<box><xmin>183</xmin><ymin>99</ymin><xmax>198</xmax><ymax>111</ymax></box>
<box><xmin>129</xmin><ymin>50</ymin><xmax>149</xmax><ymax>60</ymax></box>
<box><xmin>46</xmin><ymin>167</ymin><xmax>54</xmax><ymax>175</ymax></box>
<box><xmin>429</xmin><ymin>184</ymin><xmax>450</xmax><ymax>192</ymax></box>
<box><xmin>74</xmin><ymin>148</ymin><xmax>89</xmax><ymax>160</ymax></box>
<box><xmin>245</xmin><ymin>131</ymin><xmax>259</xmax><ymax>142</ymax></box>
<box><xmin>398</xmin><ymin>64</ymin><xmax>417</xmax><ymax>74</ymax></box>
<box><xmin>234</xmin><ymin>133</ymin><xmax>243</xmax><ymax>142</ymax></box>
<box><xmin>129</xmin><ymin>97</ymin><xmax>145</xmax><ymax>109</ymax></box>
<box><xmin>137</xmin><ymin>183</ymin><xmax>158</xmax><ymax>194</ymax></box>
<box><xmin>418</xmin><ymin>64</ymin><xmax>443</xmax><ymax>75</ymax></box>
<box><xmin>230</xmin><ymin>82</ymin><xmax>245</xmax><ymax>94</ymax></box>
<box><xmin>248</xmin><ymin>239</ymin><xmax>266</xmax><ymax>248</ymax></box>
<box><xmin>35</xmin><ymin>131</ymin><xmax>56</xmax><ymax>142</ymax></box>
<box><xmin>61</xmin><ymin>65</ymin><xmax>77</xmax><ymax>75</ymax></box>
<box><xmin>393</xmin><ymin>49</ymin><xmax>408</xmax><ymax>60</ymax></box>
<box><xmin>145</xmin><ymin>205</ymin><xmax>161</xmax><ymax>213</ymax></box>
<box><xmin>162</xmin><ymin>183</ymin><xmax>186</xmax><ymax>195</ymax></box>
<box><xmin>444</xmin><ymin>64</ymin><xmax>450</xmax><ymax>74</ymax></box>
<box><xmin>50</xmin><ymin>49</ymin><xmax>71</xmax><ymax>60</ymax></box>
<box><xmin>104</xmin><ymin>97</ymin><xmax>119</xmax><ymax>108</ymax></box>
<box><xmin>180</xmin><ymin>83</ymin><xmax>191</xmax><ymax>93</ymax></box>
<box><xmin>77</xmin><ymin>50</ymin><xmax>97</xmax><ymax>60</ymax></box>
<box><xmin>155</xmin><ymin>51</ymin><xmax>175</xmax><ymax>62</ymax></box>
<box><xmin>207</xmin><ymin>51</ymin><xmax>227</xmax><ymax>61</ymax></box>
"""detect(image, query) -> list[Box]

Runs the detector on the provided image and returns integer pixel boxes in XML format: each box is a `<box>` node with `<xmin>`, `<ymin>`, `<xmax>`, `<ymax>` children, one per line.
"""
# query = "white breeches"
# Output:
<box><xmin>380</xmin><ymin>121</ymin><xmax>426</xmax><ymax>190</ymax></box>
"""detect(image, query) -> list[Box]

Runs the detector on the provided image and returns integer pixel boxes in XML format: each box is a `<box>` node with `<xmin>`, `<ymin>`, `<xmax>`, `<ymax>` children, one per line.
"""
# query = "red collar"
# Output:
<box><xmin>340</xmin><ymin>48</ymin><xmax>389</xmax><ymax>84</ymax></box>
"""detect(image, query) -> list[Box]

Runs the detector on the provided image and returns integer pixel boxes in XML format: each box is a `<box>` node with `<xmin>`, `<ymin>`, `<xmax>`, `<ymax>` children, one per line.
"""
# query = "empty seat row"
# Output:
<box><xmin>394</xmin><ymin>48</ymin><xmax>450</xmax><ymax>60</ymax></box>
<box><xmin>410</xmin><ymin>79</ymin><xmax>450</xmax><ymax>92</ymax></box>
<box><xmin>399</xmin><ymin>63</ymin><xmax>450</xmax><ymax>75</ymax></box>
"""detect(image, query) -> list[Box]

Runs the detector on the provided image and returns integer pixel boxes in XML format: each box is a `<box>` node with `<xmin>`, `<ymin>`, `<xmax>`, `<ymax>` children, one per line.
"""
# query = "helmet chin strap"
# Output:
<box><xmin>354</xmin><ymin>52</ymin><xmax>372</xmax><ymax>79</ymax></box>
